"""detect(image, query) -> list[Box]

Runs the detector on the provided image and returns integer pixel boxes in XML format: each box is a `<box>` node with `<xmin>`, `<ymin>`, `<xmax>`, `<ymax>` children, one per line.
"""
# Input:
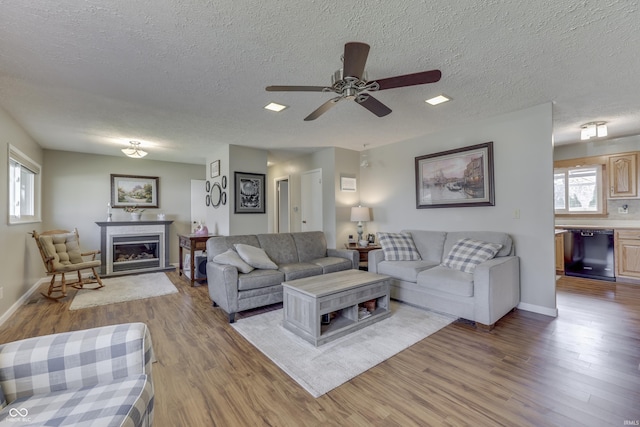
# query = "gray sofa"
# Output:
<box><xmin>369</xmin><ymin>230</ymin><xmax>520</xmax><ymax>329</ymax></box>
<box><xmin>206</xmin><ymin>231</ymin><xmax>358</xmax><ymax>322</ymax></box>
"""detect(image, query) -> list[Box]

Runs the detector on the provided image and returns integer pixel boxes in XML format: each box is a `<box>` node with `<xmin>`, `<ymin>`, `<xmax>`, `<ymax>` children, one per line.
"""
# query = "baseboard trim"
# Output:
<box><xmin>517</xmin><ymin>302</ymin><xmax>558</xmax><ymax>318</ymax></box>
<box><xmin>0</xmin><ymin>277</ymin><xmax>48</xmax><ymax>328</ymax></box>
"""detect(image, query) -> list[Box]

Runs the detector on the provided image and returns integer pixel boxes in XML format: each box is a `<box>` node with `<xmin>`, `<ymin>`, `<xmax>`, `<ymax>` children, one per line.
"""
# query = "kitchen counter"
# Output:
<box><xmin>555</xmin><ymin>219</ymin><xmax>640</xmax><ymax>229</ymax></box>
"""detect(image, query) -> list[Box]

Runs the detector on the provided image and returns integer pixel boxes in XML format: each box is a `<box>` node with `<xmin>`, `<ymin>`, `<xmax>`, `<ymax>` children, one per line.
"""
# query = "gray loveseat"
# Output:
<box><xmin>368</xmin><ymin>230</ymin><xmax>520</xmax><ymax>329</ymax></box>
<box><xmin>206</xmin><ymin>231</ymin><xmax>358</xmax><ymax>322</ymax></box>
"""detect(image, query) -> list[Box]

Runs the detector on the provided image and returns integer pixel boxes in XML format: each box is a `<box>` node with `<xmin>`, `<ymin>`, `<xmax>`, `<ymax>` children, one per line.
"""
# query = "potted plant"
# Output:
<box><xmin>123</xmin><ymin>206</ymin><xmax>145</xmax><ymax>221</ymax></box>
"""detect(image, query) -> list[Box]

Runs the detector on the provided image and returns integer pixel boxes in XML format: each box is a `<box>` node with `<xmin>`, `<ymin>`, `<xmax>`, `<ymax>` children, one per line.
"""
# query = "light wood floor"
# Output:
<box><xmin>1</xmin><ymin>272</ymin><xmax>639</xmax><ymax>426</ymax></box>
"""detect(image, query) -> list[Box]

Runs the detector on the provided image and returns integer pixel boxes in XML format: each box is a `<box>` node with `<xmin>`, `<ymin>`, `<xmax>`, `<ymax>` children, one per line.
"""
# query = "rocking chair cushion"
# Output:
<box><xmin>38</xmin><ymin>233</ymin><xmax>86</xmax><ymax>270</ymax></box>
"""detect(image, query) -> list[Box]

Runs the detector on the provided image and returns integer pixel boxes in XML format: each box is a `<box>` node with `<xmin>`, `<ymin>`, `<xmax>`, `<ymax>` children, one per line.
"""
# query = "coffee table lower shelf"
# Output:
<box><xmin>282</xmin><ymin>270</ymin><xmax>391</xmax><ymax>347</ymax></box>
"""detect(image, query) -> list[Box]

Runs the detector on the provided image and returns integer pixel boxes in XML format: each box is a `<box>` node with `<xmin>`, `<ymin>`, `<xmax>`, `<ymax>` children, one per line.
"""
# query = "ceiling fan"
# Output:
<box><xmin>266</xmin><ymin>42</ymin><xmax>442</xmax><ymax>121</ymax></box>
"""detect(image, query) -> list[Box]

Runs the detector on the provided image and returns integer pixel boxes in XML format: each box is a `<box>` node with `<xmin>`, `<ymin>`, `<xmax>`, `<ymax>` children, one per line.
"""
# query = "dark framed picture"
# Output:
<box><xmin>415</xmin><ymin>142</ymin><xmax>494</xmax><ymax>209</ymax></box>
<box><xmin>234</xmin><ymin>172</ymin><xmax>265</xmax><ymax>214</ymax></box>
<box><xmin>205</xmin><ymin>181</ymin><xmax>211</xmax><ymax>192</ymax></box>
<box><xmin>110</xmin><ymin>174</ymin><xmax>159</xmax><ymax>209</ymax></box>
<box><xmin>205</xmin><ymin>194</ymin><xmax>210</xmax><ymax>207</ymax></box>
<box><xmin>221</xmin><ymin>175</ymin><xmax>227</xmax><ymax>189</ymax></box>
<box><xmin>210</xmin><ymin>160</ymin><xmax>220</xmax><ymax>178</ymax></box>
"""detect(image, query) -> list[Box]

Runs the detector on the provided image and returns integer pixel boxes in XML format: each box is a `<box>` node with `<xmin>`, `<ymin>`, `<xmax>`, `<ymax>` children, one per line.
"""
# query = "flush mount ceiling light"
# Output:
<box><xmin>580</xmin><ymin>121</ymin><xmax>608</xmax><ymax>140</ymax></box>
<box><xmin>425</xmin><ymin>94</ymin><xmax>451</xmax><ymax>105</ymax></box>
<box><xmin>121</xmin><ymin>141</ymin><xmax>148</xmax><ymax>158</ymax></box>
<box><xmin>264</xmin><ymin>102</ymin><xmax>288</xmax><ymax>112</ymax></box>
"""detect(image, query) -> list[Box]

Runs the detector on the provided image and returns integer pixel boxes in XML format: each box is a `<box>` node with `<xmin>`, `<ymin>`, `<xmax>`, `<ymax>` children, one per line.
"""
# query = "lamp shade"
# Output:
<box><xmin>350</xmin><ymin>206</ymin><xmax>370</xmax><ymax>222</ymax></box>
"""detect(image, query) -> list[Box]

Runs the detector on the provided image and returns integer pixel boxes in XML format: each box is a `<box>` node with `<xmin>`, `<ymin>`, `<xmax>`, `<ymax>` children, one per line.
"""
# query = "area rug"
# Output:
<box><xmin>231</xmin><ymin>301</ymin><xmax>456</xmax><ymax>397</ymax></box>
<box><xmin>69</xmin><ymin>272</ymin><xmax>178</xmax><ymax>310</ymax></box>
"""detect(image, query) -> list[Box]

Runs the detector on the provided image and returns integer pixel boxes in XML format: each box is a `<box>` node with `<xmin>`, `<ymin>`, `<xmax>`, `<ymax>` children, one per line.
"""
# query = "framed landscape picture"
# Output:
<box><xmin>111</xmin><ymin>174</ymin><xmax>159</xmax><ymax>208</ymax></box>
<box><xmin>415</xmin><ymin>142</ymin><xmax>494</xmax><ymax>209</ymax></box>
<box><xmin>234</xmin><ymin>172</ymin><xmax>265</xmax><ymax>213</ymax></box>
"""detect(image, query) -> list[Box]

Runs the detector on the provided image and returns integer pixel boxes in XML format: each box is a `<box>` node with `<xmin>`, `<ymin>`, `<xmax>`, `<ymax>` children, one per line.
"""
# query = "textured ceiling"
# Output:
<box><xmin>1</xmin><ymin>1</ymin><xmax>639</xmax><ymax>164</ymax></box>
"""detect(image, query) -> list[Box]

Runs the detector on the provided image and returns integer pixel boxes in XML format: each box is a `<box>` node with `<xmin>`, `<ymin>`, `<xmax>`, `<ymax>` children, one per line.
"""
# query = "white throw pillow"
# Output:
<box><xmin>234</xmin><ymin>244</ymin><xmax>278</xmax><ymax>270</ymax></box>
<box><xmin>442</xmin><ymin>238</ymin><xmax>502</xmax><ymax>273</ymax></box>
<box><xmin>213</xmin><ymin>249</ymin><xmax>255</xmax><ymax>274</ymax></box>
<box><xmin>377</xmin><ymin>232</ymin><xmax>422</xmax><ymax>261</ymax></box>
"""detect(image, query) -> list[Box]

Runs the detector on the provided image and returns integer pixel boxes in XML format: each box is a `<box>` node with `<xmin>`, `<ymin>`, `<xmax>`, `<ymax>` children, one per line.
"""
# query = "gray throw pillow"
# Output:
<box><xmin>442</xmin><ymin>238</ymin><xmax>502</xmax><ymax>273</ymax></box>
<box><xmin>234</xmin><ymin>244</ymin><xmax>278</xmax><ymax>270</ymax></box>
<box><xmin>213</xmin><ymin>249</ymin><xmax>254</xmax><ymax>274</ymax></box>
<box><xmin>377</xmin><ymin>232</ymin><xmax>422</xmax><ymax>261</ymax></box>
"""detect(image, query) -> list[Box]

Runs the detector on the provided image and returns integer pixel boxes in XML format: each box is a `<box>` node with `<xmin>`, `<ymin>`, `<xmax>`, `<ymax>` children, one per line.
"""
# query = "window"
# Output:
<box><xmin>8</xmin><ymin>144</ymin><xmax>41</xmax><ymax>224</ymax></box>
<box><xmin>554</xmin><ymin>165</ymin><xmax>604</xmax><ymax>215</ymax></box>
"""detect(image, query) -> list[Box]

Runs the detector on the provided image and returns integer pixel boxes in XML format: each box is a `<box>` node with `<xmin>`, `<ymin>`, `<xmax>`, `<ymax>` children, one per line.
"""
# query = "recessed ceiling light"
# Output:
<box><xmin>265</xmin><ymin>102</ymin><xmax>287</xmax><ymax>112</ymax></box>
<box><xmin>425</xmin><ymin>95</ymin><xmax>451</xmax><ymax>106</ymax></box>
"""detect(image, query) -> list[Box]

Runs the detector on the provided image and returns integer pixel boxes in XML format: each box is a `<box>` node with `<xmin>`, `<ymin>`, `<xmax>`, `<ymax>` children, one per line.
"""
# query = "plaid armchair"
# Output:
<box><xmin>0</xmin><ymin>323</ymin><xmax>154</xmax><ymax>426</ymax></box>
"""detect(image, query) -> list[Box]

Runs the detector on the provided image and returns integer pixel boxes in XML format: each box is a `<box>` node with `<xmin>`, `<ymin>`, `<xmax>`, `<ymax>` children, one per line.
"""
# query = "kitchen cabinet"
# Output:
<box><xmin>615</xmin><ymin>229</ymin><xmax>640</xmax><ymax>280</ymax></box>
<box><xmin>608</xmin><ymin>153</ymin><xmax>637</xmax><ymax>198</ymax></box>
<box><xmin>555</xmin><ymin>231</ymin><xmax>565</xmax><ymax>273</ymax></box>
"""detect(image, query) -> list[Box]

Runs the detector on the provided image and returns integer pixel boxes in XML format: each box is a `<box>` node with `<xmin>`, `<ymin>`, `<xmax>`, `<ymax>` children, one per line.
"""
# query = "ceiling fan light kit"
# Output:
<box><xmin>266</xmin><ymin>42</ymin><xmax>442</xmax><ymax>121</ymax></box>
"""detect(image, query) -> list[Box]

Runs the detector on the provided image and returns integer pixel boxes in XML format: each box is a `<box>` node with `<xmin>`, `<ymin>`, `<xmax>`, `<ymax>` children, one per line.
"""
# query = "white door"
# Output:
<box><xmin>301</xmin><ymin>169</ymin><xmax>323</xmax><ymax>231</ymax></box>
<box><xmin>190</xmin><ymin>179</ymin><xmax>206</xmax><ymax>232</ymax></box>
<box><xmin>276</xmin><ymin>178</ymin><xmax>290</xmax><ymax>232</ymax></box>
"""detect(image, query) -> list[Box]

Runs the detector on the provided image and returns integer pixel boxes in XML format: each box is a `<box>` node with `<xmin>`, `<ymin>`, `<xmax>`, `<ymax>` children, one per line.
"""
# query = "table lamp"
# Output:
<box><xmin>350</xmin><ymin>206</ymin><xmax>370</xmax><ymax>243</ymax></box>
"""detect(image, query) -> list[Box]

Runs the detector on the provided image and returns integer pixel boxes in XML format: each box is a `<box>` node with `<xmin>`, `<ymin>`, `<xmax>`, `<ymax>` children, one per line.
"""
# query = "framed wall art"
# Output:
<box><xmin>340</xmin><ymin>176</ymin><xmax>357</xmax><ymax>192</ymax></box>
<box><xmin>110</xmin><ymin>174</ymin><xmax>159</xmax><ymax>209</ymax></box>
<box><xmin>210</xmin><ymin>160</ymin><xmax>220</xmax><ymax>178</ymax></box>
<box><xmin>234</xmin><ymin>172</ymin><xmax>265</xmax><ymax>213</ymax></box>
<box><xmin>415</xmin><ymin>142</ymin><xmax>494</xmax><ymax>209</ymax></box>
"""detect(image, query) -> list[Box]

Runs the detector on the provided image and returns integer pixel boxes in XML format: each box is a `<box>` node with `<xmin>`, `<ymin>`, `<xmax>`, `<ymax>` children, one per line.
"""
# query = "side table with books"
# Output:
<box><xmin>344</xmin><ymin>243</ymin><xmax>382</xmax><ymax>271</ymax></box>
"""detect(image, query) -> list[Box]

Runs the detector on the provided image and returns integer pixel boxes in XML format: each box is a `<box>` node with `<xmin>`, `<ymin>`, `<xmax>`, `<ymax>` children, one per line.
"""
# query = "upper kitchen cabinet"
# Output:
<box><xmin>608</xmin><ymin>153</ymin><xmax>637</xmax><ymax>198</ymax></box>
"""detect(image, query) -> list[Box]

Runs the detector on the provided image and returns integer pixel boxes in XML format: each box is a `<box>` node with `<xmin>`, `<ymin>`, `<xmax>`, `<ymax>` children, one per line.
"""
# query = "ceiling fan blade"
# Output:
<box><xmin>356</xmin><ymin>94</ymin><xmax>392</xmax><ymax>117</ymax></box>
<box><xmin>375</xmin><ymin>69</ymin><xmax>442</xmax><ymax>90</ymax></box>
<box><xmin>343</xmin><ymin>42</ymin><xmax>370</xmax><ymax>80</ymax></box>
<box><xmin>304</xmin><ymin>97</ymin><xmax>341</xmax><ymax>121</ymax></box>
<box><xmin>266</xmin><ymin>85</ymin><xmax>329</xmax><ymax>92</ymax></box>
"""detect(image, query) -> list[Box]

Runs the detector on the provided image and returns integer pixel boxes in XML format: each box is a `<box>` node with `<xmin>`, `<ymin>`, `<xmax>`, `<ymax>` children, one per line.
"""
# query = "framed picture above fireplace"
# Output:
<box><xmin>111</xmin><ymin>174</ymin><xmax>159</xmax><ymax>209</ymax></box>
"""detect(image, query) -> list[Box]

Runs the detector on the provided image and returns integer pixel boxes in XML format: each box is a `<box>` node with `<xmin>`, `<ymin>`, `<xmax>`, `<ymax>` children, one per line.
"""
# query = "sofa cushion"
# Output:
<box><xmin>235</xmin><ymin>244</ymin><xmax>278</xmax><ymax>270</ymax></box>
<box><xmin>311</xmin><ymin>256</ymin><xmax>352</xmax><ymax>274</ymax></box>
<box><xmin>237</xmin><ymin>269</ymin><xmax>285</xmax><ymax>291</ymax></box>
<box><xmin>442</xmin><ymin>238</ymin><xmax>502</xmax><ymax>273</ymax></box>
<box><xmin>402</xmin><ymin>230</ymin><xmax>447</xmax><ymax>264</ymax></box>
<box><xmin>417</xmin><ymin>265</ymin><xmax>474</xmax><ymax>297</ymax></box>
<box><xmin>377</xmin><ymin>260</ymin><xmax>439</xmax><ymax>283</ymax></box>
<box><xmin>292</xmin><ymin>231</ymin><xmax>327</xmax><ymax>262</ymax></box>
<box><xmin>377</xmin><ymin>232</ymin><xmax>422</xmax><ymax>261</ymax></box>
<box><xmin>0</xmin><ymin>374</ymin><xmax>152</xmax><ymax>426</ymax></box>
<box><xmin>279</xmin><ymin>263</ymin><xmax>323</xmax><ymax>281</ymax></box>
<box><xmin>256</xmin><ymin>233</ymin><xmax>300</xmax><ymax>265</ymax></box>
<box><xmin>207</xmin><ymin>235</ymin><xmax>261</xmax><ymax>260</ymax></box>
<box><xmin>213</xmin><ymin>249</ymin><xmax>254</xmax><ymax>274</ymax></box>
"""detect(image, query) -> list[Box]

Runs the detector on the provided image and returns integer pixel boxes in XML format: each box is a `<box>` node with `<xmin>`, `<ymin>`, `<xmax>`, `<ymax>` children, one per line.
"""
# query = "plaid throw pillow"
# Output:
<box><xmin>442</xmin><ymin>238</ymin><xmax>502</xmax><ymax>273</ymax></box>
<box><xmin>377</xmin><ymin>232</ymin><xmax>422</xmax><ymax>261</ymax></box>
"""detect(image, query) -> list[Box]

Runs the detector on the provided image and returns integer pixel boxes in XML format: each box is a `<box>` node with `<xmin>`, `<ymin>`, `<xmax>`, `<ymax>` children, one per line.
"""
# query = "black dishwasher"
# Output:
<box><xmin>564</xmin><ymin>229</ymin><xmax>615</xmax><ymax>281</ymax></box>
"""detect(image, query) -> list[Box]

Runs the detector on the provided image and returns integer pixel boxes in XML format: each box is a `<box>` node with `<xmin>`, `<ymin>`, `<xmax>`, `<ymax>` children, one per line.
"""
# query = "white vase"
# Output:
<box><xmin>131</xmin><ymin>212</ymin><xmax>141</xmax><ymax>221</ymax></box>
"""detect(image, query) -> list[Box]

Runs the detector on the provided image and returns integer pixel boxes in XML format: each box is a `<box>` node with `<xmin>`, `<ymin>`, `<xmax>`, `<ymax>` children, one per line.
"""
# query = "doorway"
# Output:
<box><xmin>275</xmin><ymin>176</ymin><xmax>290</xmax><ymax>233</ymax></box>
<box><xmin>301</xmin><ymin>169</ymin><xmax>323</xmax><ymax>231</ymax></box>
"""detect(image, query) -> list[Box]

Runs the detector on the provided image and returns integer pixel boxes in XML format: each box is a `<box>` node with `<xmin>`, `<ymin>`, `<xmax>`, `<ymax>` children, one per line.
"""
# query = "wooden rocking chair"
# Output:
<box><xmin>31</xmin><ymin>228</ymin><xmax>104</xmax><ymax>300</ymax></box>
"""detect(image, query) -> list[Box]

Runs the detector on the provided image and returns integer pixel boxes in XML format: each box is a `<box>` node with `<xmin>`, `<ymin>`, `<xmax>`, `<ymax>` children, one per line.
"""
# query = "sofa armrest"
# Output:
<box><xmin>206</xmin><ymin>261</ymin><xmax>240</xmax><ymax>313</ymax></box>
<box><xmin>368</xmin><ymin>249</ymin><xmax>384</xmax><ymax>273</ymax></box>
<box><xmin>472</xmin><ymin>256</ymin><xmax>520</xmax><ymax>325</ymax></box>
<box><xmin>327</xmin><ymin>248</ymin><xmax>359</xmax><ymax>269</ymax></box>
<box><xmin>0</xmin><ymin>323</ymin><xmax>152</xmax><ymax>404</ymax></box>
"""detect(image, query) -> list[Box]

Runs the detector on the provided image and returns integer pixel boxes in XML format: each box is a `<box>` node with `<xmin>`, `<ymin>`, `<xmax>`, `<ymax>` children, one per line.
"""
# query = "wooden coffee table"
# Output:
<box><xmin>282</xmin><ymin>269</ymin><xmax>391</xmax><ymax>346</ymax></box>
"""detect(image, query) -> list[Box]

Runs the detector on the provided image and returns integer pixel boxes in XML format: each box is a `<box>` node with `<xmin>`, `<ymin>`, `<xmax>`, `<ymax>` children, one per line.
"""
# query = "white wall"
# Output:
<box><xmin>0</xmin><ymin>106</ymin><xmax>45</xmax><ymax>319</ymax></box>
<box><xmin>360</xmin><ymin>103</ymin><xmax>557</xmax><ymax>316</ymax></box>
<box><xmin>43</xmin><ymin>150</ymin><xmax>205</xmax><ymax>264</ymax></box>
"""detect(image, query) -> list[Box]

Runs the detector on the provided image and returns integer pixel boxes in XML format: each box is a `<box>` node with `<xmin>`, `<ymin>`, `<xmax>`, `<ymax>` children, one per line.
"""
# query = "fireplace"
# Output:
<box><xmin>96</xmin><ymin>220</ymin><xmax>174</xmax><ymax>277</ymax></box>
